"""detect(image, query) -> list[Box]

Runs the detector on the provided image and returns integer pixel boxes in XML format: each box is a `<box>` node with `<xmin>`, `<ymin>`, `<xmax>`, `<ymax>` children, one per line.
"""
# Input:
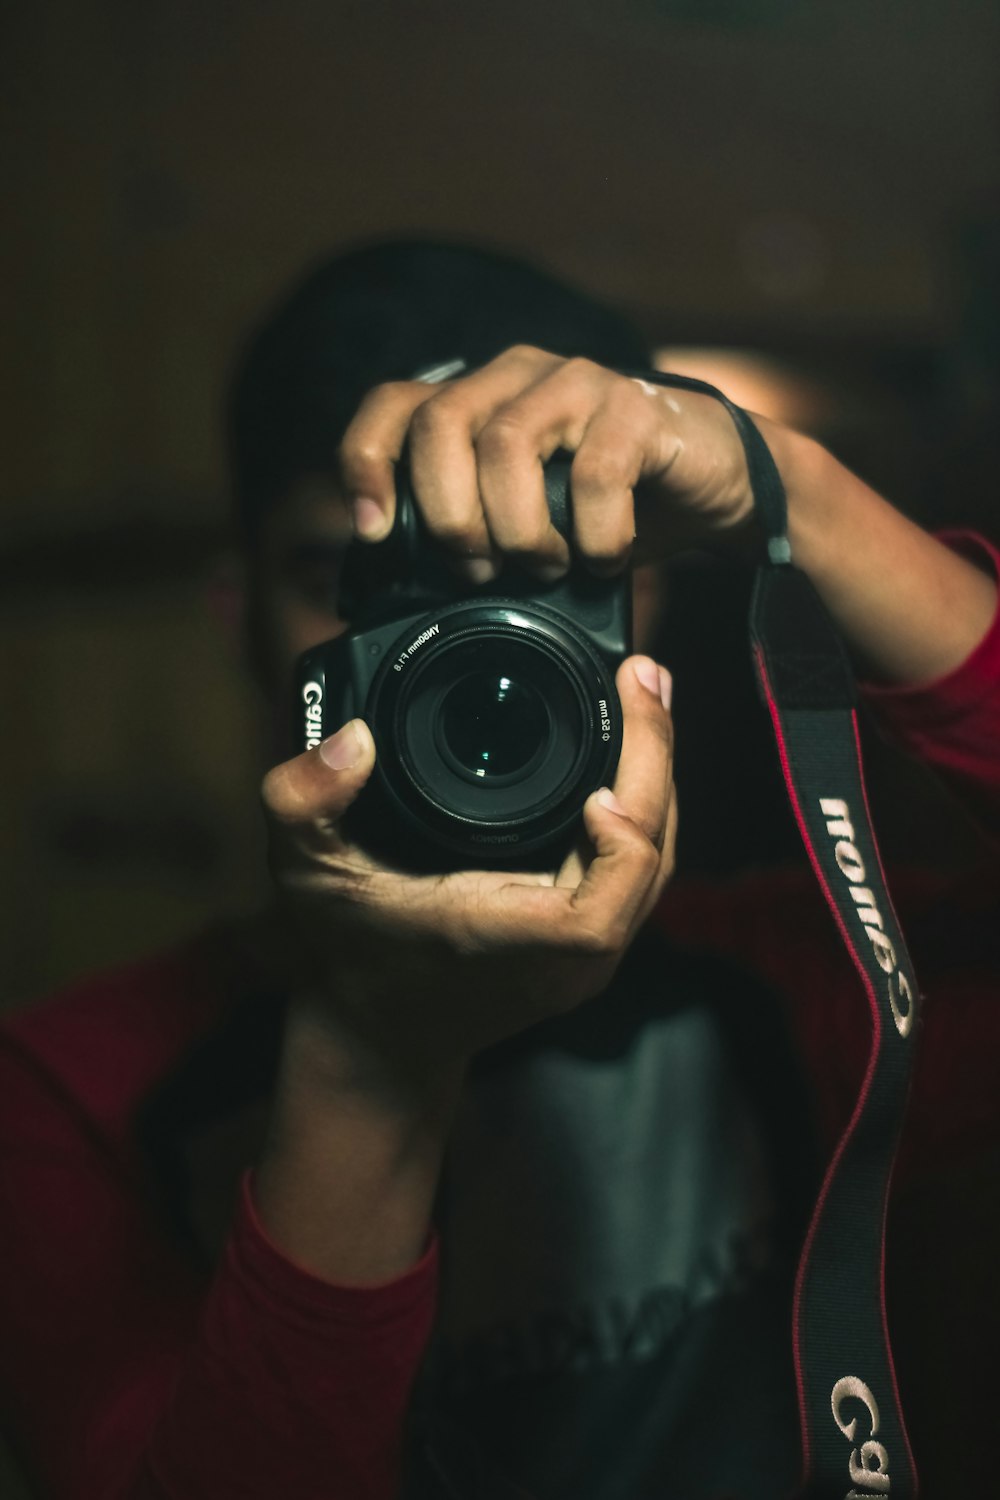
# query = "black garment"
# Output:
<box><xmin>416</xmin><ymin>934</ymin><xmax>817</xmax><ymax>1500</ymax></box>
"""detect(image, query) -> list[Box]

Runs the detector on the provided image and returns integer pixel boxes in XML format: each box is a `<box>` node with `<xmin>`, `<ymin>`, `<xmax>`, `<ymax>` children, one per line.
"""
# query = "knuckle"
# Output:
<box><xmin>501</xmin><ymin>342</ymin><xmax>548</xmax><ymax>366</ymax></box>
<box><xmin>477</xmin><ymin>409</ymin><xmax>528</xmax><ymax>460</ymax></box>
<box><xmin>342</xmin><ymin>380</ymin><xmax>416</xmax><ymax>445</ymax></box>
<box><xmin>260</xmin><ymin>763</ymin><xmax>306</xmax><ymax>824</ymax></box>
<box><xmin>636</xmin><ymin>810</ymin><xmax>664</xmax><ymax>847</ymax></box>
<box><xmin>339</xmin><ymin>434</ymin><xmax>385</xmax><ymax>474</ymax></box>
<box><xmin>635</xmin><ymin>839</ymin><xmax>660</xmax><ymax>883</ymax></box>
<box><xmin>609</xmin><ymin>832</ymin><xmax>659</xmax><ymax>889</ymax></box>
<box><xmin>574</xmin><ymin>927</ymin><xmax>613</xmax><ymax>960</ymax></box>
<box><xmin>408</xmin><ymin>393</ymin><xmax>459</xmax><ymax>443</ymax></box>
<box><xmin>572</xmin><ymin>449</ymin><xmax>628</xmax><ymax>494</ymax></box>
<box><xmin>574</xmin><ymin>917</ymin><xmax>627</xmax><ymax>960</ymax></box>
<box><xmin>560</xmin><ymin>355</ymin><xmax>601</xmax><ymax>384</ymax></box>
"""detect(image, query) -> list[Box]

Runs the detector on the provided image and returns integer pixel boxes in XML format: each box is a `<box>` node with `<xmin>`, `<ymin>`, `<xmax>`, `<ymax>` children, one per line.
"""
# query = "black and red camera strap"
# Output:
<box><xmin>646</xmin><ymin>371</ymin><xmax>921</xmax><ymax>1498</ymax></box>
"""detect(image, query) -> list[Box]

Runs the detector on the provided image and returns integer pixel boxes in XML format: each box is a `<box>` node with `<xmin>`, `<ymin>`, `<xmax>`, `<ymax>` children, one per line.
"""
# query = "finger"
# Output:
<box><xmin>609</xmin><ymin>656</ymin><xmax>674</xmax><ymax>850</ymax></box>
<box><xmin>261</xmin><ymin>719</ymin><xmax>377</xmax><ymax>842</ymax></box>
<box><xmin>338</xmin><ymin>382</ymin><xmax>433</xmax><ymax>541</ymax></box>
<box><xmin>552</xmin><ymin>655</ymin><xmax>672</xmax><ymax>892</ymax></box>
<box><xmin>450</xmin><ymin>784</ymin><xmax>659</xmax><ymax>958</ymax></box>
<box><xmin>476</xmin><ymin>356</ymin><xmax>612</xmax><ymax>576</ymax></box>
<box><xmin>568</xmin><ymin>784</ymin><xmax>662</xmax><ymax>944</ymax></box>
<box><xmin>636</xmin><ymin>774</ymin><xmax>679</xmax><ymax>926</ymax></box>
<box><xmin>407</xmin><ymin>346</ymin><xmax>559</xmax><ymax>581</ymax></box>
<box><xmin>407</xmin><ymin>389</ymin><xmax>494</xmax><ymax>577</ymax></box>
<box><xmin>554</xmin><ymin>836</ymin><xmax>588</xmax><ymax>891</ymax></box>
<box><xmin>569</xmin><ymin>385</ymin><xmax>664</xmax><ymax>574</ymax></box>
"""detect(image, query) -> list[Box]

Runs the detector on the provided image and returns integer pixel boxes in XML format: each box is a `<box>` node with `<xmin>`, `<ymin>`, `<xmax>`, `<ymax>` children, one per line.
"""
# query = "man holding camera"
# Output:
<box><xmin>1</xmin><ymin>242</ymin><xmax>998</xmax><ymax>1498</ymax></box>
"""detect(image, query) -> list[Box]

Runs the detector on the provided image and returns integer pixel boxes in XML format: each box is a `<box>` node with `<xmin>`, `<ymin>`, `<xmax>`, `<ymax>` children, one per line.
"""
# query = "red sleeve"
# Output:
<box><xmin>860</xmin><ymin>531</ymin><xmax>1000</xmax><ymax>837</ymax></box>
<box><xmin>140</xmin><ymin>1177</ymin><xmax>437</xmax><ymax>1500</ymax></box>
<box><xmin>0</xmin><ymin>1034</ymin><xmax>438</xmax><ymax>1500</ymax></box>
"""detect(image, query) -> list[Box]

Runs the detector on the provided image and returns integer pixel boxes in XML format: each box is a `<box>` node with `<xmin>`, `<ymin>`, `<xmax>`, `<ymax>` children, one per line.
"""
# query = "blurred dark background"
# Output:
<box><xmin>2</xmin><ymin>0</ymin><xmax>999</xmax><ymax>1008</ymax></box>
<box><xmin>1</xmin><ymin>1</ymin><xmax>1000</xmax><ymax>1494</ymax></box>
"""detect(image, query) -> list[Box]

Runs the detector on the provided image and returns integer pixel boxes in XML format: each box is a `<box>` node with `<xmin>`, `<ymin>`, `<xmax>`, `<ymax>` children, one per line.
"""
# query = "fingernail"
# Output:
<box><xmin>464</xmin><ymin>557</ymin><xmax>497</xmax><ymax>585</ymax></box>
<box><xmin>536</xmin><ymin>561</ymin><xmax>568</xmax><ymax>584</ymax></box>
<box><xmin>353</xmin><ymin>497</ymin><xmax>389</xmax><ymax>540</ymax></box>
<box><xmin>632</xmin><ymin>657</ymin><xmax>661</xmax><ymax>698</ymax></box>
<box><xmin>658</xmin><ymin>666</ymin><xmax>673</xmax><ymax>711</ymax></box>
<box><xmin>320</xmin><ymin>720</ymin><xmax>364</xmax><ymax>770</ymax></box>
<box><xmin>593</xmin><ymin>786</ymin><xmax>627</xmax><ymax>816</ymax></box>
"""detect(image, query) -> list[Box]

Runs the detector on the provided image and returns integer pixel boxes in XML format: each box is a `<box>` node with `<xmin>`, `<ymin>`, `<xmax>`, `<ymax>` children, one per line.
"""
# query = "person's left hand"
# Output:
<box><xmin>337</xmin><ymin>344</ymin><xmax>764</xmax><ymax>581</ymax></box>
<box><xmin>261</xmin><ymin>652</ymin><xmax>676</xmax><ymax>1077</ymax></box>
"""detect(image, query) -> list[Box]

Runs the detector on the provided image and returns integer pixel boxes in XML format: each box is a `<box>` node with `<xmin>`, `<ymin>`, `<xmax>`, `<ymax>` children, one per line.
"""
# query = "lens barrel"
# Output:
<box><xmin>366</xmin><ymin>600</ymin><xmax>621</xmax><ymax>864</ymax></box>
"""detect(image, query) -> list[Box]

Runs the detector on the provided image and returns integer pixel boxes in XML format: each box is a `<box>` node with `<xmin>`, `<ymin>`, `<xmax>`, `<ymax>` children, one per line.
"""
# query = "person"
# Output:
<box><xmin>1</xmin><ymin>241</ymin><xmax>998</xmax><ymax>1500</ymax></box>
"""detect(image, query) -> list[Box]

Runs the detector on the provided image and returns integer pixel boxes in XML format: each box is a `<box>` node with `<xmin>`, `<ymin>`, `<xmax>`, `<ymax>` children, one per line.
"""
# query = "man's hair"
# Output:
<box><xmin>227</xmin><ymin>239</ymin><xmax>651</xmax><ymax>539</ymax></box>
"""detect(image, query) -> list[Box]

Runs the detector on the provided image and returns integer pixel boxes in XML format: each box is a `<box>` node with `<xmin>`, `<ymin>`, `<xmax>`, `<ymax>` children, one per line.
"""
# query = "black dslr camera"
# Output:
<box><xmin>294</xmin><ymin>456</ymin><xmax>630</xmax><ymax>871</ymax></box>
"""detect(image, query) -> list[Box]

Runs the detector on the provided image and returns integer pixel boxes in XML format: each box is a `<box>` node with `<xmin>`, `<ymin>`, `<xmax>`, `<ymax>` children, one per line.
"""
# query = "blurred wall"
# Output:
<box><xmin>3</xmin><ymin>0</ymin><xmax>999</xmax><ymax>1006</ymax></box>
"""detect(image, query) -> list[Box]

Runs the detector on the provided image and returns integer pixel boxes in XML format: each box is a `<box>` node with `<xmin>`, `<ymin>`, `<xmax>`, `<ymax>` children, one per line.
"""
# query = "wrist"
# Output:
<box><xmin>255</xmin><ymin>1001</ymin><xmax>463</xmax><ymax>1284</ymax></box>
<box><xmin>283</xmin><ymin>986</ymin><xmax>467</xmax><ymax>1112</ymax></box>
<box><xmin>755</xmin><ymin>420</ymin><xmax>998</xmax><ymax>682</ymax></box>
<box><xmin>740</xmin><ymin>415</ymin><xmax>825</xmax><ymax>559</ymax></box>
<box><xmin>758</xmin><ymin>418</ymin><xmax>839</xmax><ymax>566</ymax></box>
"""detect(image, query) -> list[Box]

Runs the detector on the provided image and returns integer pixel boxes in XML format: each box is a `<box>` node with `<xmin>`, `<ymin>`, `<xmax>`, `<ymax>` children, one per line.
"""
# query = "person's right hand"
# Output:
<box><xmin>260</xmin><ymin>652</ymin><xmax>675</xmax><ymax>1090</ymax></box>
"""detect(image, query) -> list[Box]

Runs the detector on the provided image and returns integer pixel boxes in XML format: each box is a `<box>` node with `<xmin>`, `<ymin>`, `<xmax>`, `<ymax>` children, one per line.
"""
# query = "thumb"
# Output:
<box><xmin>261</xmin><ymin>719</ymin><xmax>377</xmax><ymax>828</ymax></box>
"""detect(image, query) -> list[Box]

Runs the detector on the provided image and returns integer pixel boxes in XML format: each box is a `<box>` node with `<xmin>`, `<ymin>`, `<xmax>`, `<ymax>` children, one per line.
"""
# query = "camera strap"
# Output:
<box><xmin>645</xmin><ymin>371</ymin><xmax>921</xmax><ymax>1498</ymax></box>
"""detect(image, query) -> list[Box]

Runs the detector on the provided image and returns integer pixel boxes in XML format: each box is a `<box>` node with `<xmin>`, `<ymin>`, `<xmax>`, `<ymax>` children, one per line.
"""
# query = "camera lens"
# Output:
<box><xmin>401</xmin><ymin>630</ymin><xmax>582</xmax><ymax>823</ymax></box>
<box><xmin>367</xmin><ymin>601</ymin><xmax>622</xmax><ymax>867</ymax></box>
<box><xmin>438</xmin><ymin>673</ymin><xmax>550</xmax><ymax>781</ymax></box>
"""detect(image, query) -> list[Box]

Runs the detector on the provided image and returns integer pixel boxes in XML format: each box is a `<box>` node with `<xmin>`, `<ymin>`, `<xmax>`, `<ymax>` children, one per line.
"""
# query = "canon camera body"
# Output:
<box><xmin>294</xmin><ymin>457</ymin><xmax>630</xmax><ymax>870</ymax></box>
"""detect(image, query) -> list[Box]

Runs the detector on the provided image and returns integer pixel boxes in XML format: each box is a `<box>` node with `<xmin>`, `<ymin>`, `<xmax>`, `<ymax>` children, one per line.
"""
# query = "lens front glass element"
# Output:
<box><xmin>372</xmin><ymin>606</ymin><xmax>620</xmax><ymax>863</ymax></box>
<box><xmin>397</xmin><ymin>627</ymin><xmax>587</xmax><ymax>822</ymax></box>
<box><xmin>439</xmin><ymin>673</ymin><xmax>549</xmax><ymax>781</ymax></box>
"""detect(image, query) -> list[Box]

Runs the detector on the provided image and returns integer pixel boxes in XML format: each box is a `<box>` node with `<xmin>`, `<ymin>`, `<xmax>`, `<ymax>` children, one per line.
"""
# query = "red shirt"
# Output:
<box><xmin>2</xmin><ymin>538</ymin><xmax>998</xmax><ymax>1500</ymax></box>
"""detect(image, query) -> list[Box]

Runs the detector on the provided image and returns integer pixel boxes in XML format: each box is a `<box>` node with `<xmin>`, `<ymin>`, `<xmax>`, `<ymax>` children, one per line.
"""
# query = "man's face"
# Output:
<box><xmin>247</xmin><ymin>473</ymin><xmax>665</xmax><ymax>714</ymax></box>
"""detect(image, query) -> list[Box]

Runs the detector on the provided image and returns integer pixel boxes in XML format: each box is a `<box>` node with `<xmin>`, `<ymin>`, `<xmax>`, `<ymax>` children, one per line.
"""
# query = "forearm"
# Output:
<box><xmin>757</xmin><ymin>418</ymin><xmax>998</xmax><ymax>686</ymax></box>
<box><xmin>254</xmin><ymin>996</ymin><xmax>463</xmax><ymax>1284</ymax></box>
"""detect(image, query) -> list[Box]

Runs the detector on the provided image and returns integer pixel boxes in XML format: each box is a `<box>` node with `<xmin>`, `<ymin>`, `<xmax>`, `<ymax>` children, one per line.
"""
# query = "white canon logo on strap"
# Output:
<box><xmin>303</xmin><ymin>680</ymin><xmax>324</xmax><ymax>750</ymax></box>
<box><xmin>819</xmin><ymin>798</ymin><xmax>914</xmax><ymax>1038</ymax></box>
<box><xmin>831</xmin><ymin>1375</ymin><xmax>891</xmax><ymax>1494</ymax></box>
